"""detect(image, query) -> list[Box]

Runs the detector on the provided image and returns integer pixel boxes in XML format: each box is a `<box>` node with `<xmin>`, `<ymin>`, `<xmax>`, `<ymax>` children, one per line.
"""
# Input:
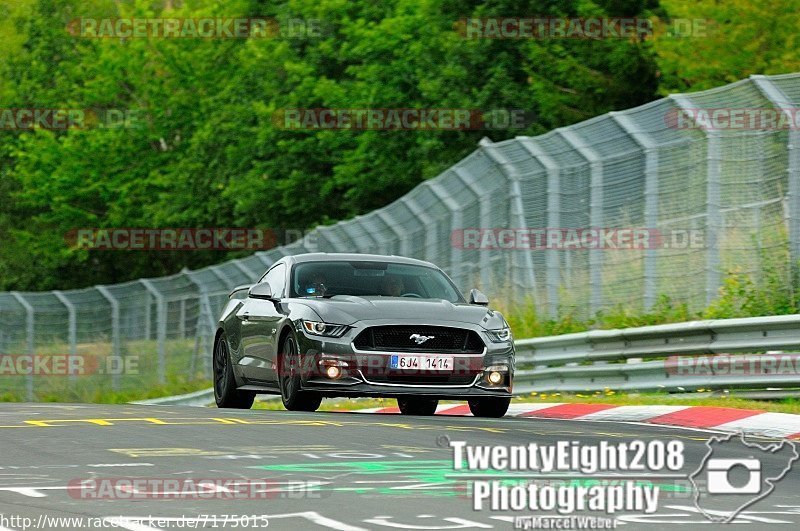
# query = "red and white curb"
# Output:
<box><xmin>353</xmin><ymin>403</ymin><xmax>800</xmax><ymax>440</ymax></box>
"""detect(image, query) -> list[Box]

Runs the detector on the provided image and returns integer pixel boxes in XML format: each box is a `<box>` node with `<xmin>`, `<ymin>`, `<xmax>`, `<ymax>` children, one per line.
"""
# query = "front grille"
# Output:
<box><xmin>354</xmin><ymin>326</ymin><xmax>485</xmax><ymax>353</ymax></box>
<box><xmin>366</xmin><ymin>372</ymin><xmax>477</xmax><ymax>385</ymax></box>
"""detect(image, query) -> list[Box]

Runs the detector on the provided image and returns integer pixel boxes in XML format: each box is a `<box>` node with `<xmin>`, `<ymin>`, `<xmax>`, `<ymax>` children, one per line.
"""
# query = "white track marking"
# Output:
<box><xmin>714</xmin><ymin>412</ymin><xmax>800</xmax><ymax>438</ymax></box>
<box><xmin>578</xmin><ymin>405</ymin><xmax>691</xmax><ymax>421</ymax></box>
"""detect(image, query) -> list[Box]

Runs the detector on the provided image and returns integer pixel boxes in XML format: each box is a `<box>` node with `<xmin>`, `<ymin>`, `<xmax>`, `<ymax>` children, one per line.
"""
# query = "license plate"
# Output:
<box><xmin>389</xmin><ymin>355</ymin><xmax>454</xmax><ymax>371</ymax></box>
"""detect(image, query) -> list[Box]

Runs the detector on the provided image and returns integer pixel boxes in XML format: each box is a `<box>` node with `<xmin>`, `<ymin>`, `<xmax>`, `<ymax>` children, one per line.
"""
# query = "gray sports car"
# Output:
<box><xmin>213</xmin><ymin>253</ymin><xmax>514</xmax><ymax>417</ymax></box>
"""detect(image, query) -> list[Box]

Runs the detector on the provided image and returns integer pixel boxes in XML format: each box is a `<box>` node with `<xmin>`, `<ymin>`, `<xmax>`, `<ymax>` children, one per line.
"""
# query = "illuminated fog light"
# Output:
<box><xmin>325</xmin><ymin>366</ymin><xmax>342</xmax><ymax>379</ymax></box>
<box><xmin>487</xmin><ymin>371</ymin><xmax>503</xmax><ymax>385</ymax></box>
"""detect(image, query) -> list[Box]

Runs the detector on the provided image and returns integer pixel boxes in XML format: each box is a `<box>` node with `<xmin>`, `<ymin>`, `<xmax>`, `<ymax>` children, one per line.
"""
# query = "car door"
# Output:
<box><xmin>235</xmin><ymin>262</ymin><xmax>287</xmax><ymax>384</ymax></box>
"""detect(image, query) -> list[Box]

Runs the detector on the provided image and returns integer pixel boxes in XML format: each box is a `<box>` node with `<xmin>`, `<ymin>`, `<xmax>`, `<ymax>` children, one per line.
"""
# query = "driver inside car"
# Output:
<box><xmin>303</xmin><ymin>271</ymin><xmax>328</xmax><ymax>296</ymax></box>
<box><xmin>381</xmin><ymin>275</ymin><xmax>404</xmax><ymax>296</ymax></box>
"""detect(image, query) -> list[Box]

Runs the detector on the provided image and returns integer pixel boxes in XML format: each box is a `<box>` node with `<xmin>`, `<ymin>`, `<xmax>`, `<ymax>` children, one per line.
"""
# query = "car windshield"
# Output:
<box><xmin>291</xmin><ymin>261</ymin><xmax>464</xmax><ymax>303</ymax></box>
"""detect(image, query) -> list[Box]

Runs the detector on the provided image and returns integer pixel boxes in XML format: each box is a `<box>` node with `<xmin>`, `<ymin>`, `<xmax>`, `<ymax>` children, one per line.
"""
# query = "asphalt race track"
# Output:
<box><xmin>0</xmin><ymin>404</ymin><xmax>798</xmax><ymax>530</ymax></box>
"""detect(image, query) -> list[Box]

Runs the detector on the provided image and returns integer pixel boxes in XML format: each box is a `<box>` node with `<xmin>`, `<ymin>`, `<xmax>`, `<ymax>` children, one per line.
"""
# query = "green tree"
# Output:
<box><xmin>652</xmin><ymin>0</ymin><xmax>800</xmax><ymax>93</ymax></box>
<box><xmin>1</xmin><ymin>0</ymin><xmax>661</xmax><ymax>290</ymax></box>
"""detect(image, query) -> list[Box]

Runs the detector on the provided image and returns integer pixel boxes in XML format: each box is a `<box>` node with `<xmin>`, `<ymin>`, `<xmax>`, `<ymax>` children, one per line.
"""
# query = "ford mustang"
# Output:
<box><xmin>213</xmin><ymin>253</ymin><xmax>514</xmax><ymax>417</ymax></box>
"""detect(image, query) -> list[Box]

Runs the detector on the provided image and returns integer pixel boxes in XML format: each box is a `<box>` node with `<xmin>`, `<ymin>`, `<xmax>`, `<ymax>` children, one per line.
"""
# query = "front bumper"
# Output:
<box><xmin>293</xmin><ymin>319</ymin><xmax>514</xmax><ymax>400</ymax></box>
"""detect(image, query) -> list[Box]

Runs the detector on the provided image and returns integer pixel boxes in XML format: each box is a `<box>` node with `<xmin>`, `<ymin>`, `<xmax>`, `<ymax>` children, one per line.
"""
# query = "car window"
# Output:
<box><xmin>261</xmin><ymin>263</ymin><xmax>286</xmax><ymax>298</ymax></box>
<box><xmin>291</xmin><ymin>261</ymin><xmax>464</xmax><ymax>303</ymax></box>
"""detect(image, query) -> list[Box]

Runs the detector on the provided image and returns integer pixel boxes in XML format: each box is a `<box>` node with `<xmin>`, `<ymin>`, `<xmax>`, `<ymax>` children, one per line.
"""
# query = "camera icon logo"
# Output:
<box><xmin>706</xmin><ymin>458</ymin><xmax>761</xmax><ymax>494</ymax></box>
<box><xmin>690</xmin><ymin>432</ymin><xmax>798</xmax><ymax>523</ymax></box>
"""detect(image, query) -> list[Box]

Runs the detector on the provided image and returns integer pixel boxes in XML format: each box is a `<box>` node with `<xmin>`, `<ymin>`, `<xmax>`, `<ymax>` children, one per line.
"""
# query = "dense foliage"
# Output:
<box><xmin>0</xmin><ymin>0</ymin><xmax>795</xmax><ymax>290</ymax></box>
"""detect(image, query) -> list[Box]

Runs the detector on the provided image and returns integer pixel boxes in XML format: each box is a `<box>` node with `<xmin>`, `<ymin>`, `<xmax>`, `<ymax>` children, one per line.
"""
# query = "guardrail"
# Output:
<box><xmin>513</xmin><ymin>315</ymin><xmax>800</xmax><ymax>394</ymax></box>
<box><xmin>131</xmin><ymin>388</ymin><xmax>216</xmax><ymax>407</ymax></box>
<box><xmin>131</xmin><ymin>315</ymin><xmax>800</xmax><ymax>406</ymax></box>
<box><xmin>131</xmin><ymin>388</ymin><xmax>282</xmax><ymax>407</ymax></box>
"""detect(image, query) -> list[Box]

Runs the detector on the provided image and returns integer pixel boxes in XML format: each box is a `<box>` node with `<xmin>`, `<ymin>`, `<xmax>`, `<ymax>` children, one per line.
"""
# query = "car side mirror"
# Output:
<box><xmin>229</xmin><ymin>284</ymin><xmax>253</xmax><ymax>300</ymax></box>
<box><xmin>248</xmin><ymin>283</ymin><xmax>274</xmax><ymax>300</ymax></box>
<box><xmin>469</xmin><ymin>289</ymin><xmax>489</xmax><ymax>305</ymax></box>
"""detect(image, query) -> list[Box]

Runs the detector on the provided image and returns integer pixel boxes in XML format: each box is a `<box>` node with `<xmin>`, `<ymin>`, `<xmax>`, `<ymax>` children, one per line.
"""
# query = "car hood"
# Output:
<box><xmin>293</xmin><ymin>296</ymin><xmax>506</xmax><ymax>329</ymax></box>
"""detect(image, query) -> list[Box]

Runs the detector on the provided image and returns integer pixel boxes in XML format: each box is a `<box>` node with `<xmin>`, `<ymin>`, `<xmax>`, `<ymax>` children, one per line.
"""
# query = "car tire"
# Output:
<box><xmin>279</xmin><ymin>333</ymin><xmax>322</xmax><ymax>412</ymax></box>
<box><xmin>397</xmin><ymin>397</ymin><xmax>438</xmax><ymax>415</ymax></box>
<box><xmin>468</xmin><ymin>397</ymin><xmax>510</xmax><ymax>418</ymax></box>
<box><xmin>213</xmin><ymin>333</ymin><xmax>256</xmax><ymax>409</ymax></box>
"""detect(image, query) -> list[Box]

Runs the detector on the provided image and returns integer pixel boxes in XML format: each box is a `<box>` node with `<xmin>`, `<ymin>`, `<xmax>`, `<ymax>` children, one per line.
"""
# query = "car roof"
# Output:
<box><xmin>286</xmin><ymin>252</ymin><xmax>438</xmax><ymax>269</ymax></box>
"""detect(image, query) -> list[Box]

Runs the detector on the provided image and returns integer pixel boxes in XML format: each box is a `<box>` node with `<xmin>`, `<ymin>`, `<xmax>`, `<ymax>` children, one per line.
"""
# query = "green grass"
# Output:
<box><xmin>252</xmin><ymin>397</ymin><xmax>393</xmax><ymax>411</ymax></box>
<box><xmin>0</xmin><ymin>339</ymin><xmax>211</xmax><ymax>403</ymax></box>
<box><xmin>494</xmin><ymin>239</ymin><xmax>799</xmax><ymax>339</ymax></box>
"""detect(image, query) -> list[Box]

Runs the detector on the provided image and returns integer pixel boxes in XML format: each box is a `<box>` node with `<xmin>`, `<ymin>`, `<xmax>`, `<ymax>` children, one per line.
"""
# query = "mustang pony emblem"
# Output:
<box><xmin>409</xmin><ymin>333</ymin><xmax>434</xmax><ymax>345</ymax></box>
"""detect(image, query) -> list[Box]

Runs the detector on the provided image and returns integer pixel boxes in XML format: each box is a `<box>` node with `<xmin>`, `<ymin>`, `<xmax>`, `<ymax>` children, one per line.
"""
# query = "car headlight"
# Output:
<box><xmin>485</xmin><ymin>327</ymin><xmax>512</xmax><ymax>343</ymax></box>
<box><xmin>301</xmin><ymin>320</ymin><xmax>349</xmax><ymax>338</ymax></box>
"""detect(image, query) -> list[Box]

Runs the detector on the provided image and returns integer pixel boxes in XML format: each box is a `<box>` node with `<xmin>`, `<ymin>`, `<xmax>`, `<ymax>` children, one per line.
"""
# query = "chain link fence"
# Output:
<box><xmin>2</xmin><ymin>73</ymin><xmax>799</xmax><ymax>400</ymax></box>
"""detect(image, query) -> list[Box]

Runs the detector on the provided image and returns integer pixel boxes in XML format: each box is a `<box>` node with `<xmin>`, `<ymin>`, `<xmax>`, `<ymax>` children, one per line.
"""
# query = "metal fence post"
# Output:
<box><xmin>339</xmin><ymin>219</ymin><xmax>365</xmax><ymax>252</ymax></box>
<box><xmin>559</xmin><ymin>129</ymin><xmax>604</xmax><ymax>315</ymax></box>
<box><xmin>451</xmin><ymin>165</ymin><xmax>494</xmax><ymax>291</ymax></box>
<box><xmin>316</xmin><ymin>226</ymin><xmax>348</xmax><ymax>253</ymax></box>
<box><xmin>178</xmin><ymin>299</ymin><xmax>187</xmax><ymax>339</ymax></box>
<box><xmin>139</xmin><ymin>279</ymin><xmax>166</xmax><ymax>384</ymax></box>
<box><xmin>426</xmin><ymin>180</ymin><xmax>464</xmax><ymax>285</ymax></box>
<box><xmin>401</xmin><ymin>197</ymin><xmax>436</xmax><ymax>263</ymax></box>
<box><xmin>705</xmin><ymin>131</ymin><xmax>723</xmax><ymax>305</ymax></box>
<box><xmin>254</xmin><ymin>251</ymin><xmax>276</xmax><ymax>269</ymax></box>
<box><xmin>10</xmin><ymin>292</ymin><xmax>34</xmax><ymax>401</ymax></box>
<box><xmin>301</xmin><ymin>228</ymin><xmax>320</xmax><ymax>253</ymax></box>
<box><xmin>144</xmin><ymin>292</ymin><xmax>152</xmax><ymax>340</ymax></box>
<box><xmin>519</xmin><ymin>137</ymin><xmax>561</xmax><ymax>317</ymax></box>
<box><xmin>480</xmin><ymin>139</ymin><xmax>538</xmax><ymax>296</ymax></box>
<box><xmin>184</xmin><ymin>271</ymin><xmax>217</xmax><ymax>379</ymax></box>
<box><xmin>329</xmin><ymin>221</ymin><xmax>359</xmax><ymax>253</ymax></box>
<box><xmin>210</xmin><ymin>265</ymin><xmax>236</xmax><ymax>291</ymax></box>
<box><xmin>672</xmin><ymin>94</ymin><xmax>722</xmax><ymax>305</ymax></box>
<box><xmin>789</xmin><ymin>122</ymin><xmax>800</xmax><ymax>285</ymax></box>
<box><xmin>508</xmin><ymin>171</ymin><xmax>535</xmax><ymax>291</ymax></box>
<box><xmin>610</xmin><ymin>111</ymin><xmax>660</xmax><ymax>310</ymax></box>
<box><xmin>53</xmin><ymin>290</ymin><xmax>77</xmax><ymax>382</ymax></box>
<box><xmin>96</xmin><ymin>286</ymin><xmax>121</xmax><ymax>390</ymax></box>
<box><xmin>232</xmin><ymin>260</ymin><xmax>259</xmax><ymax>283</ymax></box>
<box><xmin>344</xmin><ymin>216</ymin><xmax>381</xmax><ymax>254</ymax></box>
<box><xmin>375</xmin><ymin>210</ymin><xmax>406</xmax><ymax>256</ymax></box>
<box><xmin>751</xmin><ymin>75</ymin><xmax>800</xmax><ymax>291</ymax></box>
